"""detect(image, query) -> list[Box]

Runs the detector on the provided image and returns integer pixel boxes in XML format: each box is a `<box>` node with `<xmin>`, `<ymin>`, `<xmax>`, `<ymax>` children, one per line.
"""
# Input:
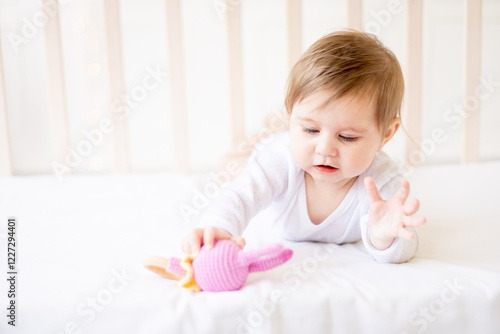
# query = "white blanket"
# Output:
<box><xmin>0</xmin><ymin>161</ymin><xmax>499</xmax><ymax>334</ymax></box>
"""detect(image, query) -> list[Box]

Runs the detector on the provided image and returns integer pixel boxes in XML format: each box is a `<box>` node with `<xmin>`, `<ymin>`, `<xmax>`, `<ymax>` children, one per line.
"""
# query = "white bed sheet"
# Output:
<box><xmin>0</xmin><ymin>161</ymin><xmax>499</xmax><ymax>334</ymax></box>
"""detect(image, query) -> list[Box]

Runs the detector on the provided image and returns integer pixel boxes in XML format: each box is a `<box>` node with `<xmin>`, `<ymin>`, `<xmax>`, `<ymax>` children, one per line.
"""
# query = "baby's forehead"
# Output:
<box><xmin>296</xmin><ymin>89</ymin><xmax>377</xmax><ymax>114</ymax></box>
<box><xmin>292</xmin><ymin>89</ymin><xmax>380</xmax><ymax>128</ymax></box>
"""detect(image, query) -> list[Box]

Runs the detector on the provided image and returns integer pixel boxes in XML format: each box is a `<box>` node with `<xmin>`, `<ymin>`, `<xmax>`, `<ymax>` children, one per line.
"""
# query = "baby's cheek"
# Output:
<box><xmin>347</xmin><ymin>151</ymin><xmax>375</xmax><ymax>175</ymax></box>
<box><xmin>290</xmin><ymin>138</ymin><xmax>309</xmax><ymax>163</ymax></box>
<box><xmin>290</xmin><ymin>143</ymin><xmax>305</xmax><ymax>168</ymax></box>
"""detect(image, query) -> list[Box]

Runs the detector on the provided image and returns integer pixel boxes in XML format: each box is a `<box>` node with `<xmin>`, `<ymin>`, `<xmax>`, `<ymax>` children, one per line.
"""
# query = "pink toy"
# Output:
<box><xmin>143</xmin><ymin>240</ymin><xmax>293</xmax><ymax>292</ymax></box>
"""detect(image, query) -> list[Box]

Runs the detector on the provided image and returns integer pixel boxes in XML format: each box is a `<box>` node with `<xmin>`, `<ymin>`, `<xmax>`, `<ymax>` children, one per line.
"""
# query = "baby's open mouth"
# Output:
<box><xmin>314</xmin><ymin>165</ymin><xmax>338</xmax><ymax>174</ymax></box>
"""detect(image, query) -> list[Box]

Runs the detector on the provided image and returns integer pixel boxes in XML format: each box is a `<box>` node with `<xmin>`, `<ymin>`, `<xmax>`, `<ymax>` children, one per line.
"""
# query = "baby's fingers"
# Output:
<box><xmin>203</xmin><ymin>227</ymin><xmax>220</xmax><ymax>250</ymax></box>
<box><xmin>403</xmin><ymin>215</ymin><xmax>427</xmax><ymax>227</ymax></box>
<box><xmin>232</xmin><ymin>236</ymin><xmax>246</xmax><ymax>249</ymax></box>
<box><xmin>364</xmin><ymin>177</ymin><xmax>382</xmax><ymax>204</ymax></box>
<box><xmin>398</xmin><ymin>227</ymin><xmax>416</xmax><ymax>240</ymax></box>
<box><xmin>395</xmin><ymin>179</ymin><xmax>410</xmax><ymax>203</ymax></box>
<box><xmin>182</xmin><ymin>228</ymin><xmax>204</xmax><ymax>256</ymax></box>
<box><xmin>403</xmin><ymin>198</ymin><xmax>420</xmax><ymax>216</ymax></box>
<box><xmin>203</xmin><ymin>227</ymin><xmax>235</xmax><ymax>250</ymax></box>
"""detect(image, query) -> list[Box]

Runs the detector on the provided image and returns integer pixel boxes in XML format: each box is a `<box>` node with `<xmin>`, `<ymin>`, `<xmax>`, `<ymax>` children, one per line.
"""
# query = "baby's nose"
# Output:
<box><xmin>315</xmin><ymin>137</ymin><xmax>338</xmax><ymax>157</ymax></box>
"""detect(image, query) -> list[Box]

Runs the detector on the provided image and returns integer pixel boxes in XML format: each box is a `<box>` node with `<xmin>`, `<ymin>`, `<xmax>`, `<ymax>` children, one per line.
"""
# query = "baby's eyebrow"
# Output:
<box><xmin>294</xmin><ymin>116</ymin><xmax>317</xmax><ymax>123</ymax></box>
<box><xmin>295</xmin><ymin>116</ymin><xmax>369</xmax><ymax>134</ymax></box>
<box><xmin>340</xmin><ymin>127</ymin><xmax>369</xmax><ymax>135</ymax></box>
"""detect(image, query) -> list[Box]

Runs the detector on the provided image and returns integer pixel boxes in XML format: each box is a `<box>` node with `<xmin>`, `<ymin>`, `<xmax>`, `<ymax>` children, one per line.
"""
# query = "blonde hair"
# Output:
<box><xmin>285</xmin><ymin>30</ymin><xmax>404</xmax><ymax>134</ymax></box>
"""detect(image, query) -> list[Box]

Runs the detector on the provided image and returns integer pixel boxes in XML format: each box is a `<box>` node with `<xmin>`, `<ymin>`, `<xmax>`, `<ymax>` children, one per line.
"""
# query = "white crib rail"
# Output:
<box><xmin>165</xmin><ymin>0</ymin><xmax>190</xmax><ymax>173</ymax></box>
<box><xmin>0</xmin><ymin>27</ymin><xmax>12</xmax><ymax>176</ymax></box>
<box><xmin>405</xmin><ymin>0</ymin><xmax>423</xmax><ymax>166</ymax></box>
<box><xmin>103</xmin><ymin>0</ymin><xmax>131</xmax><ymax>173</ymax></box>
<box><xmin>346</xmin><ymin>0</ymin><xmax>363</xmax><ymax>31</ymax></box>
<box><xmin>0</xmin><ymin>0</ymin><xmax>488</xmax><ymax>176</ymax></box>
<box><xmin>43</xmin><ymin>0</ymin><xmax>71</xmax><ymax>173</ymax></box>
<box><xmin>225</xmin><ymin>0</ymin><xmax>246</xmax><ymax>148</ymax></box>
<box><xmin>463</xmin><ymin>0</ymin><xmax>482</xmax><ymax>164</ymax></box>
<box><xmin>286</xmin><ymin>0</ymin><xmax>303</xmax><ymax>72</ymax></box>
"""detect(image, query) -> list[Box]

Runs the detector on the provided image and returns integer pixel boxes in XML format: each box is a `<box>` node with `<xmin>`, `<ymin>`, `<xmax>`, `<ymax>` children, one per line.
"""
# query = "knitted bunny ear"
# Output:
<box><xmin>165</xmin><ymin>257</ymin><xmax>186</xmax><ymax>277</ymax></box>
<box><xmin>242</xmin><ymin>244</ymin><xmax>293</xmax><ymax>273</ymax></box>
<box><xmin>142</xmin><ymin>256</ymin><xmax>185</xmax><ymax>280</ymax></box>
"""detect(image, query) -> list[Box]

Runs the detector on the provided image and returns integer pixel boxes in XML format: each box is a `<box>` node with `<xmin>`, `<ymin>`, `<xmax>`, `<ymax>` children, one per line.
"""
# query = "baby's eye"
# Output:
<box><xmin>303</xmin><ymin>127</ymin><xmax>319</xmax><ymax>134</ymax></box>
<box><xmin>339</xmin><ymin>135</ymin><xmax>358</xmax><ymax>142</ymax></box>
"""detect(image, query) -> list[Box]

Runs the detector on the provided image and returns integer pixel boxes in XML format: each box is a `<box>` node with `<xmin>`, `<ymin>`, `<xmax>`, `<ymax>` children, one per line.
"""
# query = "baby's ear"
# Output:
<box><xmin>378</xmin><ymin>117</ymin><xmax>400</xmax><ymax>151</ymax></box>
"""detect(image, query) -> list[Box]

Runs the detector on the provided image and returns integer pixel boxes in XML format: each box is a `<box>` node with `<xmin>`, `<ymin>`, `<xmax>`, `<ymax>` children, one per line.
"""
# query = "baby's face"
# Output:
<box><xmin>289</xmin><ymin>89</ymin><xmax>387</xmax><ymax>186</ymax></box>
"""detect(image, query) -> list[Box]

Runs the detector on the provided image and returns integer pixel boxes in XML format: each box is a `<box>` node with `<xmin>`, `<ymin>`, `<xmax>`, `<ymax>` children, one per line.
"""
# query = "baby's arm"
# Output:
<box><xmin>181</xmin><ymin>133</ymin><xmax>290</xmax><ymax>256</ymax></box>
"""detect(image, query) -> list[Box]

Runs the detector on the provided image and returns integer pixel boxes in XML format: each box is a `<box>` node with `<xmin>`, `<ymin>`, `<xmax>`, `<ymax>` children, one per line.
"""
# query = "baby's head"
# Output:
<box><xmin>286</xmin><ymin>30</ymin><xmax>404</xmax><ymax>135</ymax></box>
<box><xmin>285</xmin><ymin>30</ymin><xmax>404</xmax><ymax>184</ymax></box>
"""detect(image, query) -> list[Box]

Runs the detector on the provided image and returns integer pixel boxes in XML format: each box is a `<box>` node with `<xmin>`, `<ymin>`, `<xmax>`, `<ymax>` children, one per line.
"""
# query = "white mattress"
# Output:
<box><xmin>0</xmin><ymin>161</ymin><xmax>499</xmax><ymax>334</ymax></box>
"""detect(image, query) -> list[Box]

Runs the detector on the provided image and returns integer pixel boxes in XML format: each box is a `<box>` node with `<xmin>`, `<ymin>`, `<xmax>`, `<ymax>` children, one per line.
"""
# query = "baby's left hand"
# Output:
<box><xmin>364</xmin><ymin>177</ymin><xmax>427</xmax><ymax>250</ymax></box>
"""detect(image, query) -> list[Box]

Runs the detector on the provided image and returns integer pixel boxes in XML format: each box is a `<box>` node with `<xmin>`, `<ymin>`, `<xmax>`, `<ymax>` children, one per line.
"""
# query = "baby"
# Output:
<box><xmin>183</xmin><ymin>30</ymin><xmax>426</xmax><ymax>264</ymax></box>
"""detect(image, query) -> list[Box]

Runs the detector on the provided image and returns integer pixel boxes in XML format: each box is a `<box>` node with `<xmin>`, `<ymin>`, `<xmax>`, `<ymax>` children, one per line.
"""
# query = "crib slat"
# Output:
<box><xmin>286</xmin><ymin>0</ymin><xmax>302</xmax><ymax>71</ymax></box>
<box><xmin>404</xmin><ymin>0</ymin><xmax>423</xmax><ymax>166</ymax></box>
<box><xmin>462</xmin><ymin>0</ymin><xmax>482</xmax><ymax>164</ymax></box>
<box><xmin>0</xmin><ymin>29</ymin><xmax>12</xmax><ymax>176</ymax></box>
<box><xmin>225</xmin><ymin>1</ymin><xmax>245</xmax><ymax>146</ymax></box>
<box><xmin>165</xmin><ymin>0</ymin><xmax>190</xmax><ymax>172</ymax></box>
<box><xmin>103</xmin><ymin>0</ymin><xmax>131</xmax><ymax>173</ymax></box>
<box><xmin>43</xmin><ymin>1</ymin><xmax>71</xmax><ymax>171</ymax></box>
<box><xmin>346</xmin><ymin>0</ymin><xmax>363</xmax><ymax>31</ymax></box>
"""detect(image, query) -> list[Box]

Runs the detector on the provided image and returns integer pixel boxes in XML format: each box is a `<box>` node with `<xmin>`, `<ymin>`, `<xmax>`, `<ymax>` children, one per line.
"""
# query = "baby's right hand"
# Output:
<box><xmin>181</xmin><ymin>227</ymin><xmax>246</xmax><ymax>257</ymax></box>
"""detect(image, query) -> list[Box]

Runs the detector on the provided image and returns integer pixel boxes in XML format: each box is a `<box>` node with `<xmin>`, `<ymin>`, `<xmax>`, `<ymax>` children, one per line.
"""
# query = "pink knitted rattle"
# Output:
<box><xmin>143</xmin><ymin>240</ymin><xmax>293</xmax><ymax>292</ymax></box>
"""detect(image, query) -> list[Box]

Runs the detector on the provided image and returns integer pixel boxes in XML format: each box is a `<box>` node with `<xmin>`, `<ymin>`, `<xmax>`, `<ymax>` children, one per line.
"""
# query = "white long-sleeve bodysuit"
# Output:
<box><xmin>200</xmin><ymin>131</ymin><xmax>418</xmax><ymax>263</ymax></box>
